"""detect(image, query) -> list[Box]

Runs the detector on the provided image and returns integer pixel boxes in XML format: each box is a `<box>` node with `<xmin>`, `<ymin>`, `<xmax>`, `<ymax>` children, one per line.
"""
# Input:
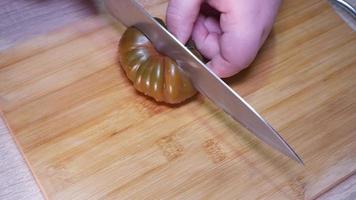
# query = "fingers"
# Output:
<box><xmin>210</xmin><ymin>29</ymin><xmax>262</xmax><ymax>77</ymax></box>
<box><xmin>166</xmin><ymin>0</ymin><xmax>203</xmax><ymax>44</ymax></box>
<box><xmin>191</xmin><ymin>14</ymin><xmax>250</xmax><ymax>78</ymax></box>
<box><xmin>198</xmin><ymin>0</ymin><xmax>281</xmax><ymax>77</ymax></box>
<box><xmin>167</xmin><ymin>0</ymin><xmax>281</xmax><ymax>77</ymax></box>
<box><xmin>192</xmin><ymin>20</ymin><xmax>261</xmax><ymax>77</ymax></box>
<box><xmin>192</xmin><ymin>15</ymin><xmax>221</xmax><ymax>59</ymax></box>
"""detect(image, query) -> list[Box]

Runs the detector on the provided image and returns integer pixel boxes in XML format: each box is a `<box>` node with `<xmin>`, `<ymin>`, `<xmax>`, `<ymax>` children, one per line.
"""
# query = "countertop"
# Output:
<box><xmin>0</xmin><ymin>0</ymin><xmax>355</xmax><ymax>199</ymax></box>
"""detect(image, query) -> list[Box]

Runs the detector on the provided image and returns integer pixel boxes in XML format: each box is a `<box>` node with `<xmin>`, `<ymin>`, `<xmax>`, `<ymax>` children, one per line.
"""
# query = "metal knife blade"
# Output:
<box><xmin>104</xmin><ymin>0</ymin><xmax>303</xmax><ymax>164</ymax></box>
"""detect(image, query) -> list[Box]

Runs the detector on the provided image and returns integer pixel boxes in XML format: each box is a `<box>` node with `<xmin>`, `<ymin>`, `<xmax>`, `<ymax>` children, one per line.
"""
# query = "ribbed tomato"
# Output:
<box><xmin>118</xmin><ymin>20</ymin><xmax>202</xmax><ymax>104</ymax></box>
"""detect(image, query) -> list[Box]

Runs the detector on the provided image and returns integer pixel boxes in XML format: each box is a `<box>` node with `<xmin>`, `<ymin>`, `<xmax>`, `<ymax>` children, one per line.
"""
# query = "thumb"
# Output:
<box><xmin>166</xmin><ymin>0</ymin><xmax>203</xmax><ymax>44</ymax></box>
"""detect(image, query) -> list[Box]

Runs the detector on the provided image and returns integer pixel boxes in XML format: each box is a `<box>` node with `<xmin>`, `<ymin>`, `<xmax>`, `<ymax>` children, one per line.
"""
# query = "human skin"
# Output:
<box><xmin>166</xmin><ymin>0</ymin><xmax>282</xmax><ymax>78</ymax></box>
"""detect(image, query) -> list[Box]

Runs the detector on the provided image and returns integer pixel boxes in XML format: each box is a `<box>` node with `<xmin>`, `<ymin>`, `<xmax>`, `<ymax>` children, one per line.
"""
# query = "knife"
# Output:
<box><xmin>104</xmin><ymin>0</ymin><xmax>303</xmax><ymax>164</ymax></box>
<box><xmin>329</xmin><ymin>0</ymin><xmax>356</xmax><ymax>31</ymax></box>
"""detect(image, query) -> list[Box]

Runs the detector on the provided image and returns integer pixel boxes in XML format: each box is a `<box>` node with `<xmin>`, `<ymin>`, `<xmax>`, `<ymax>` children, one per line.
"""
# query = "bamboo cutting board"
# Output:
<box><xmin>0</xmin><ymin>0</ymin><xmax>355</xmax><ymax>199</ymax></box>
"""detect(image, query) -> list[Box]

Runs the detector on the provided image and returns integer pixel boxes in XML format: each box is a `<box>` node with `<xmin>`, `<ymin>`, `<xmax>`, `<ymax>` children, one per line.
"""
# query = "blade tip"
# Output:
<box><xmin>291</xmin><ymin>152</ymin><xmax>304</xmax><ymax>165</ymax></box>
<box><xmin>296</xmin><ymin>156</ymin><xmax>305</xmax><ymax>165</ymax></box>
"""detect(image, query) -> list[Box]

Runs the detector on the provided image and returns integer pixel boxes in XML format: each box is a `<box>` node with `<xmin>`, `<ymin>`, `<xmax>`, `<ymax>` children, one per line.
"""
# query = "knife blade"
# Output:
<box><xmin>104</xmin><ymin>0</ymin><xmax>303</xmax><ymax>164</ymax></box>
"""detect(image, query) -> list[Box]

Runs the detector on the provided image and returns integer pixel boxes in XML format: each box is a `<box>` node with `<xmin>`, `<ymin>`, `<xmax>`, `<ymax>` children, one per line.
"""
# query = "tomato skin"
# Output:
<box><xmin>119</xmin><ymin>26</ymin><xmax>201</xmax><ymax>104</ymax></box>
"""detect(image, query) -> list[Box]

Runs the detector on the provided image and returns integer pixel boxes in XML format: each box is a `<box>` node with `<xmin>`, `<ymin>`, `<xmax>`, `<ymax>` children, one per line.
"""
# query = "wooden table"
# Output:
<box><xmin>0</xmin><ymin>0</ymin><xmax>354</xmax><ymax>198</ymax></box>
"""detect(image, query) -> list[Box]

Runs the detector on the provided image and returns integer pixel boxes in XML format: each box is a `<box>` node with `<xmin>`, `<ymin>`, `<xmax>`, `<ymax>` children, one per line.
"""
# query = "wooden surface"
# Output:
<box><xmin>318</xmin><ymin>174</ymin><xmax>356</xmax><ymax>200</ymax></box>
<box><xmin>0</xmin><ymin>0</ymin><xmax>96</xmax><ymax>51</ymax></box>
<box><xmin>0</xmin><ymin>117</ymin><xmax>43</xmax><ymax>200</ymax></box>
<box><xmin>0</xmin><ymin>1</ymin><xmax>94</xmax><ymax>199</ymax></box>
<box><xmin>0</xmin><ymin>0</ymin><xmax>355</xmax><ymax>199</ymax></box>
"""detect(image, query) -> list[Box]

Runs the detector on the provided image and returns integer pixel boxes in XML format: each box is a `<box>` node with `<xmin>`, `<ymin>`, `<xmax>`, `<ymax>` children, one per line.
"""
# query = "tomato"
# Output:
<box><xmin>118</xmin><ymin>21</ymin><xmax>203</xmax><ymax>104</ymax></box>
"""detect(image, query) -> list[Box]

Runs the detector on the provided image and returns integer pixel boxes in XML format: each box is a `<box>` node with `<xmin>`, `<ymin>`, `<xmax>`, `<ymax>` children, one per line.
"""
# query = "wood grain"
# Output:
<box><xmin>0</xmin><ymin>1</ymin><xmax>97</xmax><ymax>199</ymax></box>
<box><xmin>0</xmin><ymin>117</ymin><xmax>44</xmax><ymax>200</ymax></box>
<box><xmin>318</xmin><ymin>174</ymin><xmax>356</xmax><ymax>200</ymax></box>
<box><xmin>0</xmin><ymin>0</ymin><xmax>96</xmax><ymax>50</ymax></box>
<box><xmin>0</xmin><ymin>0</ymin><xmax>355</xmax><ymax>199</ymax></box>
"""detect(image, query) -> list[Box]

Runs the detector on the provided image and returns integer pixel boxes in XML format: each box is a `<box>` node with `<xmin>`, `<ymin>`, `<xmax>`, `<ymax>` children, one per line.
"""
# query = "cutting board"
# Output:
<box><xmin>0</xmin><ymin>0</ymin><xmax>355</xmax><ymax>199</ymax></box>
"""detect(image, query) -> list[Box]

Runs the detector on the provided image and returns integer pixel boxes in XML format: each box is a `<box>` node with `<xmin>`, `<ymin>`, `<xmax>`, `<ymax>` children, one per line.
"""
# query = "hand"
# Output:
<box><xmin>166</xmin><ymin>0</ymin><xmax>281</xmax><ymax>78</ymax></box>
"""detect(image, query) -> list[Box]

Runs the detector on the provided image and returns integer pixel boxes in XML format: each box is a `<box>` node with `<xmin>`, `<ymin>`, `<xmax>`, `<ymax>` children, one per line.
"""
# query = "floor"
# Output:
<box><xmin>0</xmin><ymin>0</ymin><xmax>355</xmax><ymax>199</ymax></box>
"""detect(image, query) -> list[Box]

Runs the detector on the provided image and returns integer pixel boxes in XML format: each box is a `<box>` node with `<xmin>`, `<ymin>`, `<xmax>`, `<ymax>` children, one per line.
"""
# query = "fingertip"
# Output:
<box><xmin>204</xmin><ymin>16</ymin><xmax>221</xmax><ymax>34</ymax></box>
<box><xmin>192</xmin><ymin>16</ymin><xmax>207</xmax><ymax>46</ymax></box>
<box><xmin>192</xmin><ymin>15</ymin><xmax>221</xmax><ymax>59</ymax></box>
<box><xmin>166</xmin><ymin>10</ymin><xmax>189</xmax><ymax>43</ymax></box>
<box><xmin>173</xmin><ymin>29</ymin><xmax>190</xmax><ymax>44</ymax></box>
<box><xmin>166</xmin><ymin>0</ymin><xmax>203</xmax><ymax>44</ymax></box>
<box><xmin>208</xmin><ymin>55</ymin><xmax>247</xmax><ymax>78</ymax></box>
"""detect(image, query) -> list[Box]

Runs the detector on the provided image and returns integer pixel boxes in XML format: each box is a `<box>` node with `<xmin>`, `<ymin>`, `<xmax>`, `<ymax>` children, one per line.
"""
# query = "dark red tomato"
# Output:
<box><xmin>119</xmin><ymin>24</ymin><xmax>202</xmax><ymax>104</ymax></box>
